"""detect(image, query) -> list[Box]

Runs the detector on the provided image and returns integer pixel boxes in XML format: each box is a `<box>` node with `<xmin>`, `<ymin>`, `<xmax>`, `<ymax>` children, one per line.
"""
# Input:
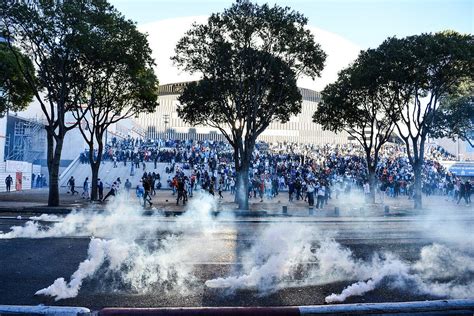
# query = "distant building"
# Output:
<box><xmin>138</xmin><ymin>82</ymin><xmax>349</xmax><ymax>144</ymax></box>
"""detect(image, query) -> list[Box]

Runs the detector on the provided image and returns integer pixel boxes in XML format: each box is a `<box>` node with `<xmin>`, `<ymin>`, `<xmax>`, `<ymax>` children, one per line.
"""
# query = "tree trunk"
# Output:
<box><xmin>89</xmin><ymin>138</ymin><xmax>103</xmax><ymax>201</ymax></box>
<box><xmin>47</xmin><ymin>133</ymin><xmax>64</xmax><ymax>207</ymax></box>
<box><xmin>90</xmin><ymin>161</ymin><xmax>100</xmax><ymax>201</ymax></box>
<box><xmin>236</xmin><ymin>163</ymin><xmax>250</xmax><ymax>210</ymax></box>
<box><xmin>413</xmin><ymin>161</ymin><xmax>423</xmax><ymax>209</ymax></box>
<box><xmin>368</xmin><ymin>166</ymin><xmax>377</xmax><ymax>204</ymax></box>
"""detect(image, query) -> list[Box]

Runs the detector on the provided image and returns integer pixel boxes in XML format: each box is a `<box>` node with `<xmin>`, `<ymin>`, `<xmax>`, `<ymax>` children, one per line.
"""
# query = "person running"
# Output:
<box><xmin>102</xmin><ymin>181</ymin><xmax>117</xmax><ymax>202</ymax></box>
<box><xmin>5</xmin><ymin>175</ymin><xmax>13</xmax><ymax>192</ymax></box>
<box><xmin>82</xmin><ymin>177</ymin><xmax>90</xmax><ymax>199</ymax></box>
<box><xmin>143</xmin><ymin>177</ymin><xmax>153</xmax><ymax>207</ymax></box>
<box><xmin>67</xmin><ymin>176</ymin><xmax>78</xmax><ymax>195</ymax></box>
<box><xmin>176</xmin><ymin>177</ymin><xmax>186</xmax><ymax>205</ymax></box>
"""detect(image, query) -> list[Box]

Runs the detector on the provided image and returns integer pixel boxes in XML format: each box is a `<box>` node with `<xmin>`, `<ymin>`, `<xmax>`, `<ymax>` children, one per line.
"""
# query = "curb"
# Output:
<box><xmin>1</xmin><ymin>299</ymin><xmax>473</xmax><ymax>315</ymax></box>
<box><xmin>98</xmin><ymin>299</ymin><xmax>474</xmax><ymax>315</ymax></box>
<box><xmin>0</xmin><ymin>305</ymin><xmax>90</xmax><ymax>315</ymax></box>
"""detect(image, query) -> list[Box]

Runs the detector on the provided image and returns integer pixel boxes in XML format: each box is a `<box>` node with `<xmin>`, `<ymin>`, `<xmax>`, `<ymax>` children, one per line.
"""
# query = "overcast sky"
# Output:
<box><xmin>109</xmin><ymin>0</ymin><xmax>473</xmax><ymax>49</ymax></box>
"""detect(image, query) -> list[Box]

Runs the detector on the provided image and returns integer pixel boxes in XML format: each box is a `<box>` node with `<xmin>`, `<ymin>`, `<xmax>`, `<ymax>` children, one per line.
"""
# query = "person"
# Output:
<box><xmin>82</xmin><ymin>177</ymin><xmax>89</xmax><ymax>199</ymax></box>
<box><xmin>209</xmin><ymin>179</ymin><xmax>215</xmax><ymax>196</ymax></box>
<box><xmin>230</xmin><ymin>177</ymin><xmax>235</xmax><ymax>195</ymax></box>
<box><xmin>113</xmin><ymin>155</ymin><xmax>117</xmax><ymax>168</ymax></box>
<box><xmin>143</xmin><ymin>177</ymin><xmax>153</xmax><ymax>207</ymax></box>
<box><xmin>176</xmin><ymin>177</ymin><xmax>186</xmax><ymax>205</ymax></box>
<box><xmin>306</xmin><ymin>180</ymin><xmax>315</xmax><ymax>206</ymax></box>
<box><xmin>457</xmin><ymin>181</ymin><xmax>469</xmax><ymax>205</ymax></box>
<box><xmin>102</xmin><ymin>181</ymin><xmax>117</xmax><ymax>202</ymax></box>
<box><xmin>5</xmin><ymin>175</ymin><xmax>13</xmax><ymax>192</ymax></box>
<box><xmin>465</xmin><ymin>180</ymin><xmax>472</xmax><ymax>205</ymax></box>
<box><xmin>363</xmin><ymin>181</ymin><xmax>371</xmax><ymax>202</ymax></box>
<box><xmin>136</xmin><ymin>183</ymin><xmax>144</xmax><ymax>201</ymax></box>
<box><xmin>217</xmin><ymin>178</ymin><xmax>224</xmax><ymax>199</ymax></box>
<box><xmin>98</xmin><ymin>179</ymin><xmax>104</xmax><ymax>200</ymax></box>
<box><xmin>67</xmin><ymin>176</ymin><xmax>78</xmax><ymax>195</ymax></box>
<box><xmin>316</xmin><ymin>183</ymin><xmax>326</xmax><ymax>209</ymax></box>
<box><xmin>124</xmin><ymin>179</ymin><xmax>132</xmax><ymax>197</ymax></box>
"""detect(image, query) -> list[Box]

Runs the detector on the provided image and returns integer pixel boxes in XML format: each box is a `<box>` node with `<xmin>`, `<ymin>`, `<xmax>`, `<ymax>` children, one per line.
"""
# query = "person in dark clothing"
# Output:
<box><xmin>98</xmin><ymin>179</ymin><xmax>104</xmax><ymax>200</ymax></box>
<box><xmin>176</xmin><ymin>178</ymin><xmax>186</xmax><ymax>205</ymax></box>
<box><xmin>143</xmin><ymin>178</ymin><xmax>153</xmax><ymax>207</ymax></box>
<box><xmin>209</xmin><ymin>180</ymin><xmax>215</xmax><ymax>196</ymax></box>
<box><xmin>102</xmin><ymin>182</ymin><xmax>117</xmax><ymax>202</ymax></box>
<box><xmin>67</xmin><ymin>176</ymin><xmax>78</xmax><ymax>195</ymax></box>
<box><xmin>465</xmin><ymin>181</ymin><xmax>472</xmax><ymax>204</ymax></box>
<box><xmin>457</xmin><ymin>182</ymin><xmax>469</xmax><ymax>205</ymax></box>
<box><xmin>5</xmin><ymin>175</ymin><xmax>13</xmax><ymax>192</ymax></box>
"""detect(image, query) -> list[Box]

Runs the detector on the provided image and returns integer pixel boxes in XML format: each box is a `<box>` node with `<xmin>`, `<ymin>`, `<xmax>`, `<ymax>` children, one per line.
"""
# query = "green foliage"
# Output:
<box><xmin>364</xmin><ymin>31</ymin><xmax>473</xmax><ymax>209</ymax></box>
<box><xmin>374</xmin><ymin>31</ymin><xmax>474</xmax><ymax>138</ymax></box>
<box><xmin>77</xmin><ymin>1</ymin><xmax>159</xmax><ymax>124</ymax></box>
<box><xmin>433</xmin><ymin>81</ymin><xmax>474</xmax><ymax>146</ymax></box>
<box><xmin>0</xmin><ymin>42</ymin><xmax>35</xmax><ymax>116</ymax></box>
<box><xmin>313</xmin><ymin>48</ymin><xmax>397</xmax><ymax>170</ymax></box>
<box><xmin>173</xmin><ymin>0</ymin><xmax>326</xmax><ymax>148</ymax></box>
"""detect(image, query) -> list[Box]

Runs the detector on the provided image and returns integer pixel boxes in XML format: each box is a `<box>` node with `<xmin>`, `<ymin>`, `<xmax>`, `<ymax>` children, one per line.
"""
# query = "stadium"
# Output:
<box><xmin>137</xmin><ymin>82</ymin><xmax>349</xmax><ymax>144</ymax></box>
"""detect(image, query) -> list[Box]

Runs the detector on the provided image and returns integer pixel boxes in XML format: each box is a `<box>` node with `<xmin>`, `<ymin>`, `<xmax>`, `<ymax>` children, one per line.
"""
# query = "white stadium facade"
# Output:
<box><xmin>137</xmin><ymin>82</ymin><xmax>349</xmax><ymax>144</ymax></box>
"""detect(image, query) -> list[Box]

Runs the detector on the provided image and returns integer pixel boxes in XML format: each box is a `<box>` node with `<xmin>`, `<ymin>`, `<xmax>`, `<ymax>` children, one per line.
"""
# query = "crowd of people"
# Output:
<box><xmin>72</xmin><ymin>137</ymin><xmax>472</xmax><ymax>207</ymax></box>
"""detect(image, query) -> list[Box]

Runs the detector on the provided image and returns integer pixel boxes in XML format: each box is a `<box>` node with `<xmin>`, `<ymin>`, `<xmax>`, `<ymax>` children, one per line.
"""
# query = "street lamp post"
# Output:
<box><xmin>163</xmin><ymin>114</ymin><xmax>170</xmax><ymax>140</ymax></box>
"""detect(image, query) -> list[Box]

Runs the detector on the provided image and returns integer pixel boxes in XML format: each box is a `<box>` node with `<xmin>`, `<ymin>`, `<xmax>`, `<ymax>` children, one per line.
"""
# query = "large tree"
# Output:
<box><xmin>313</xmin><ymin>49</ymin><xmax>397</xmax><ymax>203</ymax></box>
<box><xmin>173</xmin><ymin>0</ymin><xmax>326</xmax><ymax>210</ymax></box>
<box><xmin>376</xmin><ymin>32</ymin><xmax>473</xmax><ymax>209</ymax></box>
<box><xmin>0</xmin><ymin>42</ymin><xmax>35</xmax><ymax>116</ymax></box>
<box><xmin>72</xmin><ymin>5</ymin><xmax>159</xmax><ymax>201</ymax></box>
<box><xmin>431</xmin><ymin>80</ymin><xmax>474</xmax><ymax>148</ymax></box>
<box><xmin>2</xmin><ymin>0</ymin><xmax>113</xmax><ymax>206</ymax></box>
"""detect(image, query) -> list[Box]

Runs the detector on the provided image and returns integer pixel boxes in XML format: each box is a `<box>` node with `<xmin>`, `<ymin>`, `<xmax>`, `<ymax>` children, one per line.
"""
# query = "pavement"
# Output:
<box><xmin>0</xmin><ymin>184</ymin><xmax>473</xmax><ymax>311</ymax></box>
<box><xmin>1</xmin><ymin>212</ymin><xmax>473</xmax><ymax>309</ymax></box>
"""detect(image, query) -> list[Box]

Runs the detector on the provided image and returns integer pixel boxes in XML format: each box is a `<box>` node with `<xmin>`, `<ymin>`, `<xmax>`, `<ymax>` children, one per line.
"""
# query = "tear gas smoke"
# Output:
<box><xmin>1</xmin><ymin>192</ymin><xmax>473</xmax><ymax>302</ymax></box>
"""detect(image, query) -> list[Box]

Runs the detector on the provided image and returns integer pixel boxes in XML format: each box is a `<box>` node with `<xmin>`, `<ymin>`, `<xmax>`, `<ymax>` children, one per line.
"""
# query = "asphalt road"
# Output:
<box><xmin>0</xmin><ymin>212</ymin><xmax>473</xmax><ymax>310</ymax></box>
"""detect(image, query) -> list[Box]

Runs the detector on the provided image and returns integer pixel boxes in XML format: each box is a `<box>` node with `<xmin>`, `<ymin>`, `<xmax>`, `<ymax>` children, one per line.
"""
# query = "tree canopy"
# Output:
<box><xmin>432</xmin><ymin>80</ymin><xmax>474</xmax><ymax>147</ymax></box>
<box><xmin>71</xmin><ymin>3</ymin><xmax>159</xmax><ymax>200</ymax></box>
<box><xmin>313</xmin><ymin>48</ymin><xmax>397</xmax><ymax>202</ymax></box>
<box><xmin>1</xmin><ymin>0</ymin><xmax>144</xmax><ymax>206</ymax></box>
<box><xmin>0</xmin><ymin>42</ymin><xmax>35</xmax><ymax>116</ymax></box>
<box><xmin>173</xmin><ymin>0</ymin><xmax>326</xmax><ymax>209</ymax></box>
<box><xmin>371</xmin><ymin>31</ymin><xmax>473</xmax><ymax>208</ymax></box>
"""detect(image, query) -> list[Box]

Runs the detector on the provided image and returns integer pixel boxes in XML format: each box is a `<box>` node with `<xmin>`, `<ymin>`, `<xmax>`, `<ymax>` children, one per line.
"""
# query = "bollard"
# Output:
<box><xmin>282</xmin><ymin>205</ymin><xmax>288</xmax><ymax>214</ymax></box>
<box><xmin>334</xmin><ymin>207</ymin><xmax>340</xmax><ymax>216</ymax></box>
<box><xmin>309</xmin><ymin>207</ymin><xmax>314</xmax><ymax>215</ymax></box>
<box><xmin>384</xmin><ymin>205</ymin><xmax>390</xmax><ymax>215</ymax></box>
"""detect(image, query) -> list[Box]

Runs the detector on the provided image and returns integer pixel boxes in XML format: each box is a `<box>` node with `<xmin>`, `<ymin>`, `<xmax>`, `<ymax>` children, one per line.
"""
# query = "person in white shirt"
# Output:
<box><xmin>363</xmin><ymin>181</ymin><xmax>371</xmax><ymax>202</ymax></box>
<box><xmin>316</xmin><ymin>184</ymin><xmax>326</xmax><ymax>209</ymax></box>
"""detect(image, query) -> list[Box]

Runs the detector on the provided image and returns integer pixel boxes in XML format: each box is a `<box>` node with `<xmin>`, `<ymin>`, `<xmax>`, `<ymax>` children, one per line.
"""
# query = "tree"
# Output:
<box><xmin>0</xmin><ymin>42</ymin><xmax>35</xmax><ymax>116</ymax></box>
<box><xmin>376</xmin><ymin>32</ymin><xmax>473</xmax><ymax>209</ymax></box>
<box><xmin>2</xmin><ymin>0</ymin><xmax>112</xmax><ymax>206</ymax></box>
<box><xmin>313</xmin><ymin>49</ymin><xmax>397</xmax><ymax>203</ymax></box>
<box><xmin>71</xmin><ymin>5</ymin><xmax>159</xmax><ymax>201</ymax></box>
<box><xmin>432</xmin><ymin>80</ymin><xmax>474</xmax><ymax>147</ymax></box>
<box><xmin>173</xmin><ymin>0</ymin><xmax>326</xmax><ymax>210</ymax></box>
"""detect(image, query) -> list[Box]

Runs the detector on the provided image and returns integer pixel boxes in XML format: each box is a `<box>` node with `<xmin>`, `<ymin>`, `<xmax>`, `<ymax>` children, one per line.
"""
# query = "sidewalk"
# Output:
<box><xmin>0</xmin><ymin>187</ymin><xmax>471</xmax><ymax>216</ymax></box>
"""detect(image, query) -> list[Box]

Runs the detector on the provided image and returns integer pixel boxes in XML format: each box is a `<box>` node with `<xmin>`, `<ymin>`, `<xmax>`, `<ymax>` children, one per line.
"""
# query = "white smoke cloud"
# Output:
<box><xmin>2</xmin><ymin>192</ymin><xmax>473</xmax><ymax>302</ymax></box>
